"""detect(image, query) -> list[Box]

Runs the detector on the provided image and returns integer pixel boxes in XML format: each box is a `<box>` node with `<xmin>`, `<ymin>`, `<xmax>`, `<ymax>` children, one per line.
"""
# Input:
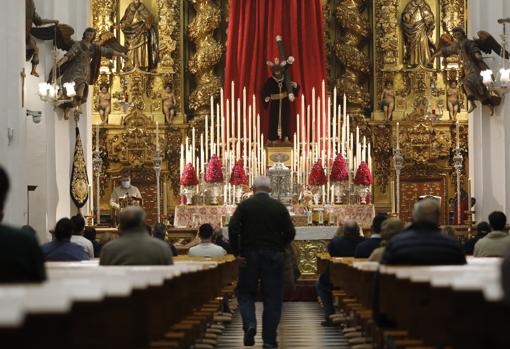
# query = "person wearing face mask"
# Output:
<box><xmin>110</xmin><ymin>171</ymin><xmax>142</xmax><ymax>211</ymax></box>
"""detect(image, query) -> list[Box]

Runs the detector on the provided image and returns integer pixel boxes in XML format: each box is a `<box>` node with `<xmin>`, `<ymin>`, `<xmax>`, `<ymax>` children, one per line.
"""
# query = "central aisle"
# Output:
<box><xmin>217</xmin><ymin>302</ymin><xmax>349</xmax><ymax>348</ymax></box>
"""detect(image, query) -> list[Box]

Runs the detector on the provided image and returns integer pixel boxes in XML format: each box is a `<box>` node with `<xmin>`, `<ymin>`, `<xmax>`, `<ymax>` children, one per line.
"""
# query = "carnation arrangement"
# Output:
<box><xmin>229</xmin><ymin>160</ymin><xmax>248</xmax><ymax>185</ymax></box>
<box><xmin>330</xmin><ymin>154</ymin><xmax>349</xmax><ymax>182</ymax></box>
<box><xmin>354</xmin><ymin>161</ymin><xmax>373</xmax><ymax>186</ymax></box>
<box><xmin>205</xmin><ymin>155</ymin><xmax>224</xmax><ymax>183</ymax></box>
<box><xmin>180</xmin><ymin>163</ymin><xmax>199</xmax><ymax>186</ymax></box>
<box><xmin>308</xmin><ymin>160</ymin><xmax>327</xmax><ymax>186</ymax></box>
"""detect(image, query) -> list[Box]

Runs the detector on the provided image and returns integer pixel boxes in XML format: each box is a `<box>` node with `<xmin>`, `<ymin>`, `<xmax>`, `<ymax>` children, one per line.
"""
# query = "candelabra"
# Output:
<box><xmin>393</xmin><ymin>148</ymin><xmax>404</xmax><ymax>217</ymax></box>
<box><xmin>153</xmin><ymin>150</ymin><xmax>163</xmax><ymax>223</ymax></box>
<box><xmin>92</xmin><ymin>150</ymin><xmax>103</xmax><ymax>224</ymax></box>
<box><xmin>453</xmin><ymin>147</ymin><xmax>464</xmax><ymax>224</ymax></box>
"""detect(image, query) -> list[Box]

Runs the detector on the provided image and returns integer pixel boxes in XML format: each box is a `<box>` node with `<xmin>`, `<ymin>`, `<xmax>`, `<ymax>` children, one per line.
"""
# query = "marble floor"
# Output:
<box><xmin>216</xmin><ymin>302</ymin><xmax>349</xmax><ymax>348</ymax></box>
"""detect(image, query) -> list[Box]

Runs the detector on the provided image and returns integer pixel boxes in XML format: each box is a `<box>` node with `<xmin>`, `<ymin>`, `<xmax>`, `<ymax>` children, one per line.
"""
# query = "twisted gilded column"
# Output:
<box><xmin>188</xmin><ymin>0</ymin><xmax>224</xmax><ymax>113</ymax></box>
<box><xmin>335</xmin><ymin>0</ymin><xmax>370</xmax><ymax>112</ymax></box>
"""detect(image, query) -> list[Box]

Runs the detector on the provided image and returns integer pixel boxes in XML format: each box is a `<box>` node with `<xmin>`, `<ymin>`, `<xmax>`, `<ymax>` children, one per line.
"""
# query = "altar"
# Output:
<box><xmin>174</xmin><ymin>204</ymin><xmax>375</xmax><ymax>229</ymax></box>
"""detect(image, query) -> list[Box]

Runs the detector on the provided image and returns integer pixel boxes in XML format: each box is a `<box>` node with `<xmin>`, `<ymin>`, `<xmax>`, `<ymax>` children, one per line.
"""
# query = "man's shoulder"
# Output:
<box><xmin>0</xmin><ymin>224</ymin><xmax>37</xmax><ymax>244</ymax></box>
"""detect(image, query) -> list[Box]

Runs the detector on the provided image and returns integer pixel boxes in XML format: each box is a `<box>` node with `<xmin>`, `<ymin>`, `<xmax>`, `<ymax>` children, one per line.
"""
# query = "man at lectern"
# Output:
<box><xmin>110</xmin><ymin>171</ymin><xmax>142</xmax><ymax>211</ymax></box>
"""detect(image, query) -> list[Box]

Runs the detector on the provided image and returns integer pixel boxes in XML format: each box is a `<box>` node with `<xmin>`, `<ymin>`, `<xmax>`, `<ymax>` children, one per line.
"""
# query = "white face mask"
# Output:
<box><xmin>121</xmin><ymin>180</ymin><xmax>131</xmax><ymax>189</ymax></box>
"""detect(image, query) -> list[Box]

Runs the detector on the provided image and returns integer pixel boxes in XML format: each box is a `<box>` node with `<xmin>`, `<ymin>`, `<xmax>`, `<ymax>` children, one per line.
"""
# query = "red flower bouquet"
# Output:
<box><xmin>308</xmin><ymin>160</ymin><xmax>327</xmax><ymax>186</ymax></box>
<box><xmin>205</xmin><ymin>155</ymin><xmax>224</xmax><ymax>183</ymax></box>
<box><xmin>330</xmin><ymin>154</ymin><xmax>349</xmax><ymax>182</ymax></box>
<box><xmin>354</xmin><ymin>161</ymin><xmax>373</xmax><ymax>186</ymax></box>
<box><xmin>180</xmin><ymin>163</ymin><xmax>199</xmax><ymax>186</ymax></box>
<box><xmin>229</xmin><ymin>160</ymin><xmax>248</xmax><ymax>185</ymax></box>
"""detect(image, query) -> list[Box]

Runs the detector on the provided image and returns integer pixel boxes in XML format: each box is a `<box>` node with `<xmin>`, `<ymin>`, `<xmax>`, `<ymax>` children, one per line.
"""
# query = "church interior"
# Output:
<box><xmin>1</xmin><ymin>0</ymin><xmax>510</xmax><ymax>348</ymax></box>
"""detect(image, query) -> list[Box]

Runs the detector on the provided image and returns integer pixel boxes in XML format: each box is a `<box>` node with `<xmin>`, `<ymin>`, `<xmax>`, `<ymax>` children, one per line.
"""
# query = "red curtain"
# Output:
<box><xmin>224</xmin><ymin>0</ymin><xmax>327</xmax><ymax>138</ymax></box>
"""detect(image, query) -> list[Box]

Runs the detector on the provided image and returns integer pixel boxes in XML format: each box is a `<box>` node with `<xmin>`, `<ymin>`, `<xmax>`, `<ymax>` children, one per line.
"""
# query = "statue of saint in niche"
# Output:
<box><xmin>401</xmin><ymin>0</ymin><xmax>436</xmax><ymax>67</ymax></box>
<box><xmin>120</xmin><ymin>0</ymin><xmax>159</xmax><ymax>70</ymax></box>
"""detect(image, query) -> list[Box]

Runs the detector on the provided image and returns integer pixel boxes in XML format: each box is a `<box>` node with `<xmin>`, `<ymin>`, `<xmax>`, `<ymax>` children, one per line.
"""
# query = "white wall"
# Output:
<box><xmin>0</xmin><ymin>0</ymin><xmax>92</xmax><ymax>242</ymax></box>
<box><xmin>0</xmin><ymin>1</ymin><xmax>27</xmax><ymax>226</ymax></box>
<box><xmin>468</xmin><ymin>0</ymin><xmax>510</xmax><ymax>222</ymax></box>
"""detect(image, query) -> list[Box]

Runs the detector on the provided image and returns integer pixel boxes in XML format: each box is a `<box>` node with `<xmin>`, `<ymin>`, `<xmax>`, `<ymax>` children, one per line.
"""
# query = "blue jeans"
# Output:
<box><xmin>316</xmin><ymin>275</ymin><xmax>335</xmax><ymax>320</ymax></box>
<box><xmin>236</xmin><ymin>249</ymin><xmax>284</xmax><ymax>345</ymax></box>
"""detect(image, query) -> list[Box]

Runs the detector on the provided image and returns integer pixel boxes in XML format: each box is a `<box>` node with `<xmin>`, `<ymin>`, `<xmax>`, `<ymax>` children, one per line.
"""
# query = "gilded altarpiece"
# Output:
<box><xmin>91</xmin><ymin>0</ymin><xmax>226</xmax><ymax>223</ymax></box>
<box><xmin>91</xmin><ymin>0</ymin><xmax>469</xmax><ymax>227</ymax></box>
<box><xmin>370</xmin><ymin>0</ymin><xmax>469</xmax><ymax>223</ymax></box>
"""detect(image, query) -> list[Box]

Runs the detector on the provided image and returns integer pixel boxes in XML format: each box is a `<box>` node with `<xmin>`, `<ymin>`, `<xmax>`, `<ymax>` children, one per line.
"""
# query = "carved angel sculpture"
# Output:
<box><xmin>49</xmin><ymin>27</ymin><xmax>127</xmax><ymax>119</ymax></box>
<box><xmin>432</xmin><ymin>27</ymin><xmax>509</xmax><ymax>115</ymax></box>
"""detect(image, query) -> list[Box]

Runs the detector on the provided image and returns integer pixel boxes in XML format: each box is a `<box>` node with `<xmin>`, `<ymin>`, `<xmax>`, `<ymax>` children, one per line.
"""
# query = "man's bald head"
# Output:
<box><xmin>118</xmin><ymin>206</ymin><xmax>146</xmax><ymax>231</ymax></box>
<box><xmin>412</xmin><ymin>198</ymin><xmax>440</xmax><ymax>226</ymax></box>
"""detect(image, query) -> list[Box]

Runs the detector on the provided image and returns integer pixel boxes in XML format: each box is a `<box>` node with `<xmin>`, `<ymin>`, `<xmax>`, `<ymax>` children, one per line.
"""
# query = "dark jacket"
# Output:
<box><xmin>381</xmin><ymin>222</ymin><xmax>466</xmax><ymax>265</ymax></box>
<box><xmin>463</xmin><ymin>234</ymin><xmax>485</xmax><ymax>255</ymax></box>
<box><xmin>41</xmin><ymin>240</ymin><xmax>90</xmax><ymax>261</ymax></box>
<box><xmin>0</xmin><ymin>224</ymin><xmax>46</xmax><ymax>283</ymax></box>
<box><xmin>328</xmin><ymin>235</ymin><xmax>365</xmax><ymax>257</ymax></box>
<box><xmin>100</xmin><ymin>227</ymin><xmax>174</xmax><ymax>265</ymax></box>
<box><xmin>354</xmin><ymin>237</ymin><xmax>382</xmax><ymax>258</ymax></box>
<box><xmin>214</xmin><ymin>237</ymin><xmax>233</xmax><ymax>254</ymax></box>
<box><xmin>318</xmin><ymin>235</ymin><xmax>364</xmax><ymax>285</ymax></box>
<box><xmin>229</xmin><ymin>192</ymin><xmax>296</xmax><ymax>256</ymax></box>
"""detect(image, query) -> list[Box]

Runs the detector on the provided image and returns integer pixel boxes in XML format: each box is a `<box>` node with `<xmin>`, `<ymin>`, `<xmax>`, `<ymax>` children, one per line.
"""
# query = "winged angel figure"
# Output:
<box><xmin>431</xmin><ymin>27</ymin><xmax>509</xmax><ymax>115</ymax></box>
<box><xmin>48</xmin><ymin>27</ymin><xmax>128</xmax><ymax>119</ymax></box>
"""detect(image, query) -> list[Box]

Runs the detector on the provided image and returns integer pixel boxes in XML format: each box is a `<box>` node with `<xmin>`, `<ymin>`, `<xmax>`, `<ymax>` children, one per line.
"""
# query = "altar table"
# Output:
<box><xmin>174</xmin><ymin>204</ymin><xmax>375</xmax><ymax>229</ymax></box>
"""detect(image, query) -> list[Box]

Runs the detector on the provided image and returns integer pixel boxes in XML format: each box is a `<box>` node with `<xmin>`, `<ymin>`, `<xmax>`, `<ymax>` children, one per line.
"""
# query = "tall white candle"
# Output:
<box><xmin>217</xmin><ymin>104</ymin><xmax>221</xmax><ymax>155</ymax></box>
<box><xmin>191</xmin><ymin>127</ymin><xmax>195</xmax><ymax>168</ymax></box>
<box><xmin>312</xmin><ymin>88</ymin><xmax>316</xmax><ymax>145</ymax></box>
<box><xmin>95</xmin><ymin>122</ymin><xmax>99</xmax><ymax>151</ymax></box>
<box><xmin>226</xmin><ymin>100</ymin><xmax>230</xmax><ymax>155</ymax></box>
<box><xmin>205</xmin><ymin>112</ymin><xmax>209</xmax><ymax>161</ymax></box>
<box><xmin>237</xmin><ymin>98</ymin><xmax>241</xmax><ymax>142</ymax></box>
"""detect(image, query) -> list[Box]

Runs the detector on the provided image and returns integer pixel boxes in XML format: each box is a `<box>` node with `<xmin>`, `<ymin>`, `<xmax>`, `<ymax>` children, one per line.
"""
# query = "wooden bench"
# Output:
<box><xmin>320</xmin><ymin>255</ymin><xmax>510</xmax><ymax>349</ymax></box>
<box><xmin>0</xmin><ymin>257</ymin><xmax>239</xmax><ymax>349</ymax></box>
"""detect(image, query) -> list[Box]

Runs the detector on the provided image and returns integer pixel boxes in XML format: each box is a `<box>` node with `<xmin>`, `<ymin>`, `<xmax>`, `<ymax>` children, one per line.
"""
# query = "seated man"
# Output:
<box><xmin>100</xmin><ymin>206</ymin><xmax>174</xmax><ymax>265</ymax></box>
<box><xmin>474</xmin><ymin>211</ymin><xmax>510</xmax><ymax>257</ymax></box>
<box><xmin>83</xmin><ymin>227</ymin><xmax>102</xmax><ymax>258</ymax></box>
<box><xmin>0</xmin><ymin>166</ymin><xmax>46</xmax><ymax>283</ymax></box>
<box><xmin>464</xmin><ymin>221</ymin><xmax>490</xmax><ymax>255</ymax></box>
<box><xmin>355</xmin><ymin>213</ymin><xmax>388</xmax><ymax>258</ymax></box>
<box><xmin>316</xmin><ymin>220</ymin><xmax>365</xmax><ymax>326</ymax></box>
<box><xmin>189</xmin><ymin>224</ymin><xmax>227</xmax><ymax>258</ymax></box>
<box><xmin>70</xmin><ymin>214</ymin><xmax>94</xmax><ymax>258</ymax></box>
<box><xmin>153</xmin><ymin>222</ymin><xmax>178</xmax><ymax>256</ymax></box>
<box><xmin>42</xmin><ymin>218</ymin><xmax>90</xmax><ymax>261</ymax></box>
<box><xmin>381</xmin><ymin>198</ymin><xmax>466</xmax><ymax>265</ymax></box>
<box><xmin>212</xmin><ymin>227</ymin><xmax>233</xmax><ymax>254</ymax></box>
<box><xmin>110</xmin><ymin>171</ymin><xmax>142</xmax><ymax>211</ymax></box>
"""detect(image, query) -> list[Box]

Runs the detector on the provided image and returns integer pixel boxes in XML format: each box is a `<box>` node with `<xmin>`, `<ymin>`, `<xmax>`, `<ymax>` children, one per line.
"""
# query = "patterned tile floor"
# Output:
<box><xmin>217</xmin><ymin>302</ymin><xmax>349</xmax><ymax>348</ymax></box>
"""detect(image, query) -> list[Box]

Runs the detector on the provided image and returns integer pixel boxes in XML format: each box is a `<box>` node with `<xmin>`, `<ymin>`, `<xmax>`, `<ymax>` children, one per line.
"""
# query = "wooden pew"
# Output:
<box><xmin>0</xmin><ymin>257</ymin><xmax>238</xmax><ymax>349</ymax></box>
<box><xmin>323</xmin><ymin>255</ymin><xmax>510</xmax><ymax>349</ymax></box>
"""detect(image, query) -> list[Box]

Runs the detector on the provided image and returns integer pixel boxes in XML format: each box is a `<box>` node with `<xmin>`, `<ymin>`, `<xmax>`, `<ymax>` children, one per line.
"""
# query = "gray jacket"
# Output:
<box><xmin>473</xmin><ymin>231</ymin><xmax>510</xmax><ymax>257</ymax></box>
<box><xmin>100</xmin><ymin>227</ymin><xmax>174</xmax><ymax>265</ymax></box>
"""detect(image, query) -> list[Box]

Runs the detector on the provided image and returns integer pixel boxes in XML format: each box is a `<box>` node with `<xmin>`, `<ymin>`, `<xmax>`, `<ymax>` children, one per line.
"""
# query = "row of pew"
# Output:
<box><xmin>318</xmin><ymin>254</ymin><xmax>510</xmax><ymax>349</ymax></box>
<box><xmin>0</xmin><ymin>256</ymin><xmax>239</xmax><ymax>349</ymax></box>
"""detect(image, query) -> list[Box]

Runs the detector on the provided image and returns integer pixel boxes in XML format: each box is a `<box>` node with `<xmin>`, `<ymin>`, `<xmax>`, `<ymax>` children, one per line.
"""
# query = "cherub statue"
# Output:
<box><xmin>431</xmin><ymin>27</ymin><xmax>509</xmax><ymax>115</ymax></box>
<box><xmin>26</xmin><ymin>0</ymin><xmax>60</xmax><ymax>77</ymax></box>
<box><xmin>50</xmin><ymin>27</ymin><xmax>128</xmax><ymax>120</ymax></box>
<box><xmin>446</xmin><ymin>80</ymin><xmax>461</xmax><ymax>120</ymax></box>
<box><xmin>299</xmin><ymin>184</ymin><xmax>314</xmax><ymax>207</ymax></box>
<box><xmin>97</xmin><ymin>83</ymin><xmax>111</xmax><ymax>124</ymax></box>
<box><xmin>380</xmin><ymin>80</ymin><xmax>396</xmax><ymax>121</ymax></box>
<box><xmin>161</xmin><ymin>83</ymin><xmax>177</xmax><ymax>124</ymax></box>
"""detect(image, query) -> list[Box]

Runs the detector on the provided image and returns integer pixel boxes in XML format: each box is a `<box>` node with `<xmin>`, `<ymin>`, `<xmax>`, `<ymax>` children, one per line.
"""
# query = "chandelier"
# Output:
<box><xmin>38</xmin><ymin>28</ymin><xmax>76</xmax><ymax>107</ymax></box>
<box><xmin>481</xmin><ymin>18</ymin><xmax>510</xmax><ymax>95</ymax></box>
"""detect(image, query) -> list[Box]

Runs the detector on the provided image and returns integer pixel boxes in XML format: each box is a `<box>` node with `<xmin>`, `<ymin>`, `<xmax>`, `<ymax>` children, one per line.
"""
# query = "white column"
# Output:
<box><xmin>468</xmin><ymin>0</ymin><xmax>510</xmax><ymax>221</ymax></box>
<box><xmin>22</xmin><ymin>0</ymin><xmax>92</xmax><ymax>241</ymax></box>
<box><xmin>0</xmin><ymin>0</ymin><xmax>27</xmax><ymax>226</ymax></box>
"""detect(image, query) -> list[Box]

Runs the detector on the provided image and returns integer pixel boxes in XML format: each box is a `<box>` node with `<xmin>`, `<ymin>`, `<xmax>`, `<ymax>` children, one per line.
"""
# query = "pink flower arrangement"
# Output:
<box><xmin>180</xmin><ymin>163</ymin><xmax>198</xmax><ymax>186</ymax></box>
<box><xmin>330</xmin><ymin>154</ymin><xmax>349</xmax><ymax>182</ymax></box>
<box><xmin>354</xmin><ymin>161</ymin><xmax>373</xmax><ymax>186</ymax></box>
<box><xmin>308</xmin><ymin>160</ymin><xmax>327</xmax><ymax>186</ymax></box>
<box><xmin>229</xmin><ymin>160</ymin><xmax>248</xmax><ymax>185</ymax></box>
<box><xmin>205</xmin><ymin>155</ymin><xmax>224</xmax><ymax>183</ymax></box>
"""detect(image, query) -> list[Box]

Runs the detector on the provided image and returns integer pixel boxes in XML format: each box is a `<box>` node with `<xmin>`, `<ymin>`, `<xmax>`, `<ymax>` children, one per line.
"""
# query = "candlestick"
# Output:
<box><xmin>456</xmin><ymin>121</ymin><xmax>460</xmax><ymax>148</ymax></box>
<box><xmin>390</xmin><ymin>180</ymin><xmax>396</xmax><ymax>213</ymax></box>
<box><xmin>396</xmin><ymin>122</ymin><xmax>400</xmax><ymax>150</ymax></box>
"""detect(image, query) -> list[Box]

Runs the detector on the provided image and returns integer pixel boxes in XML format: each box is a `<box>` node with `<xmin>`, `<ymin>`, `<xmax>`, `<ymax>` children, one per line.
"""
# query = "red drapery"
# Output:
<box><xmin>224</xmin><ymin>0</ymin><xmax>327</xmax><ymax>139</ymax></box>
